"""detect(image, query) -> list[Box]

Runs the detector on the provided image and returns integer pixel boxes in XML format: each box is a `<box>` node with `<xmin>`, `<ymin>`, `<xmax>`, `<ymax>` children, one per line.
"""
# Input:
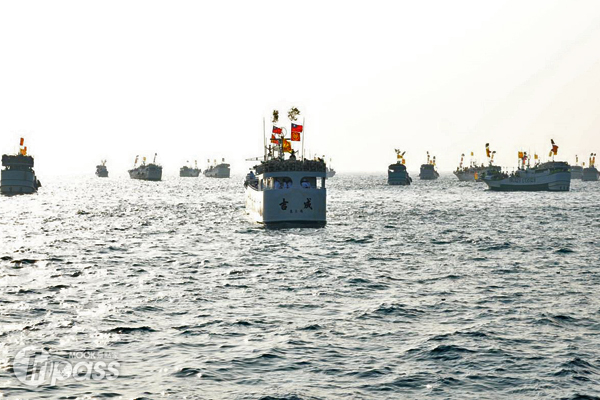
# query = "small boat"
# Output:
<box><xmin>570</xmin><ymin>155</ymin><xmax>583</xmax><ymax>179</ymax></box>
<box><xmin>388</xmin><ymin>150</ymin><xmax>412</xmax><ymax>185</ymax></box>
<box><xmin>454</xmin><ymin>144</ymin><xmax>500</xmax><ymax>181</ymax></box>
<box><xmin>204</xmin><ymin>158</ymin><xmax>230</xmax><ymax>178</ymax></box>
<box><xmin>419</xmin><ymin>152</ymin><xmax>439</xmax><ymax>180</ymax></box>
<box><xmin>128</xmin><ymin>154</ymin><xmax>162</xmax><ymax>181</ymax></box>
<box><xmin>96</xmin><ymin>160</ymin><xmax>108</xmax><ymax>177</ymax></box>
<box><xmin>180</xmin><ymin>160</ymin><xmax>201</xmax><ymax>177</ymax></box>
<box><xmin>581</xmin><ymin>153</ymin><xmax>598</xmax><ymax>181</ymax></box>
<box><xmin>1</xmin><ymin>138</ymin><xmax>41</xmax><ymax>195</ymax></box>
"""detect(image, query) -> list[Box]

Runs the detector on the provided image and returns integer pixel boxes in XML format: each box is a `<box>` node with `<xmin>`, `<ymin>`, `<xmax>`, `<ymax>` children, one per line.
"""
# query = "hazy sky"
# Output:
<box><xmin>1</xmin><ymin>0</ymin><xmax>600</xmax><ymax>175</ymax></box>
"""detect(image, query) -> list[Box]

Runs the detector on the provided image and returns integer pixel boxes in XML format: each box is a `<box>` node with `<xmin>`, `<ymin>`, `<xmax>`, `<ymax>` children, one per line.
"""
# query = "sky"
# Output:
<box><xmin>1</xmin><ymin>0</ymin><xmax>600</xmax><ymax>176</ymax></box>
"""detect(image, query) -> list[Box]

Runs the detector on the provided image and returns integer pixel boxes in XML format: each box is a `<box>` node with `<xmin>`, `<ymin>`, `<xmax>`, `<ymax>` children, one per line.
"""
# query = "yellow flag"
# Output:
<box><xmin>534</xmin><ymin>154</ymin><xmax>538</xmax><ymax>160</ymax></box>
<box><xmin>282</xmin><ymin>139</ymin><xmax>292</xmax><ymax>153</ymax></box>
<box><xmin>470</xmin><ymin>152</ymin><xmax>474</xmax><ymax>156</ymax></box>
<box><xmin>518</xmin><ymin>151</ymin><xmax>523</xmax><ymax>158</ymax></box>
<box><xmin>548</xmin><ymin>150</ymin><xmax>553</xmax><ymax>157</ymax></box>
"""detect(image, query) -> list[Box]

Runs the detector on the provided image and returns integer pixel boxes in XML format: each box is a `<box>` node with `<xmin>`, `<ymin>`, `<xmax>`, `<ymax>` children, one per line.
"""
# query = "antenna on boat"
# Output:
<box><xmin>263</xmin><ymin>117</ymin><xmax>267</xmax><ymax>161</ymax></box>
<box><xmin>153</xmin><ymin>153</ymin><xmax>157</xmax><ymax>164</ymax></box>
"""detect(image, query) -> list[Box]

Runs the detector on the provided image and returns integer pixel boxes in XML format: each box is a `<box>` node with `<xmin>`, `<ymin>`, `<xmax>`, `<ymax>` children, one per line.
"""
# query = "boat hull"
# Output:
<box><xmin>454</xmin><ymin>171</ymin><xmax>476</xmax><ymax>181</ymax></box>
<box><xmin>484</xmin><ymin>172</ymin><xmax>571</xmax><ymax>191</ymax></box>
<box><xmin>96</xmin><ymin>170</ymin><xmax>108</xmax><ymax>178</ymax></box>
<box><xmin>180</xmin><ymin>168</ymin><xmax>201</xmax><ymax>177</ymax></box>
<box><xmin>388</xmin><ymin>171</ymin><xmax>411</xmax><ymax>185</ymax></box>
<box><xmin>1</xmin><ymin>169</ymin><xmax>38</xmax><ymax>194</ymax></box>
<box><xmin>245</xmin><ymin>186</ymin><xmax>326</xmax><ymax>227</ymax></box>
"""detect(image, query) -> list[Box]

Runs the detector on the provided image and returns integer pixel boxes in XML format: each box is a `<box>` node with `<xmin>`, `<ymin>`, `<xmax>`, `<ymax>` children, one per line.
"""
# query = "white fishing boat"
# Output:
<box><xmin>482</xmin><ymin>141</ymin><xmax>571</xmax><ymax>191</ymax></box>
<box><xmin>245</xmin><ymin>107</ymin><xmax>326</xmax><ymax>227</ymax></box>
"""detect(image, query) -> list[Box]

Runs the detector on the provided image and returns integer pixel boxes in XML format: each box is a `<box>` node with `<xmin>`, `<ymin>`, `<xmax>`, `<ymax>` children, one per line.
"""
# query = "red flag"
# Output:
<box><xmin>270</xmin><ymin>134</ymin><xmax>278</xmax><ymax>144</ymax></box>
<box><xmin>272</xmin><ymin>126</ymin><xmax>282</xmax><ymax>134</ymax></box>
<box><xmin>291</xmin><ymin>131</ymin><xmax>301</xmax><ymax>141</ymax></box>
<box><xmin>291</xmin><ymin>123</ymin><xmax>303</xmax><ymax>133</ymax></box>
<box><xmin>20</xmin><ymin>138</ymin><xmax>24</xmax><ymax>146</ymax></box>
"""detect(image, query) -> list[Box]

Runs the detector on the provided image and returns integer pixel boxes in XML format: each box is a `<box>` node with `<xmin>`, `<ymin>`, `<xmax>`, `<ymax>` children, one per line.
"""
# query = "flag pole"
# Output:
<box><xmin>263</xmin><ymin>117</ymin><xmax>266</xmax><ymax>161</ymax></box>
<box><xmin>301</xmin><ymin>117</ymin><xmax>305</xmax><ymax>160</ymax></box>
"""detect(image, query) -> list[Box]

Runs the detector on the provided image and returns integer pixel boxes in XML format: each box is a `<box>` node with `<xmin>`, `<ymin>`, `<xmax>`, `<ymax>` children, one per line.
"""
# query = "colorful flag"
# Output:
<box><xmin>270</xmin><ymin>134</ymin><xmax>278</xmax><ymax>144</ymax></box>
<box><xmin>551</xmin><ymin>139</ymin><xmax>558</xmax><ymax>155</ymax></box>
<box><xmin>518</xmin><ymin>151</ymin><xmax>524</xmax><ymax>159</ymax></box>
<box><xmin>282</xmin><ymin>139</ymin><xmax>292</xmax><ymax>153</ymax></box>
<box><xmin>485</xmin><ymin>143</ymin><xmax>491</xmax><ymax>158</ymax></box>
<box><xmin>20</xmin><ymin>138</ymin><xmax>24</xmax><ymax>146</ymax></box>
<box><xmin>272</xmin><ymin>126</ymin><xmax>282</xmax><ymax>134</ymax></box>
<box><xmin>291</xmin><ymin>131</ymin><xmax>301</xmax><ymax>141</ymax></box>
<box><xmin>291</xmin><ymin>123</ymin><xmax>303</xmax><ymax>133</ymax></box>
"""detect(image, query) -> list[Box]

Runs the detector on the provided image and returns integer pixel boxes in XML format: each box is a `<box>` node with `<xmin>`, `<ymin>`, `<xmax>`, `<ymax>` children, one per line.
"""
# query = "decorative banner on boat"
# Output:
<box><xmin>270</xmin><ymin>134</ymin><xmax>278</xmax><ymax>144</ymax></box>
<box><xmin>518</xmin><ymin>151</ymin><xmax>524</xmax><ymax>159</ymax></box>
<box><xmin>291</xmin><ymin>131</ymin><xmax>301</xmax><ymax>141</ymax></box>
<box><xmin>282</xmin><ymin>139</ymin><xmax>292</xmax><ymax>153</ymax></box>
<box><xmin>23</xmin><ymin>146</ymin><xmax>27</xmax><ymax>156</ymax></box>
<box><xmin>550</xmin><ymin>139</ymin><xmax>558</xmax><ymax>156</ymax></box>
<box><xmin>272</xmin><ymin>126</ymin><xmax>282</xmax><ymax>134</ymax></box>
<box><xmin>20</xmin><ymin>138</ymin><xmax>24</xmax><ymax>146</ymax></box>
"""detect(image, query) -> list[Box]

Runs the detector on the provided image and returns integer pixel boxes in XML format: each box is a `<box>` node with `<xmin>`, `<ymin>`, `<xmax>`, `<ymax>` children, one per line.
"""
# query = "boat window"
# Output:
<box><xmin>267</xmin><ymin>177</ymin><xmax>293</xmax><ymax>189</ymax></box>
<box><xmin>300</xmin><ymin>177</ymin><xmax>325</xmax><ymax>189</ymax></box>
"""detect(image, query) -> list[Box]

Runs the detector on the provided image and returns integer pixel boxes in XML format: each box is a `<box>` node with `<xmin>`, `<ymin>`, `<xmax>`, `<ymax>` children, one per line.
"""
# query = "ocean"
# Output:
<box><xmin>1</xmin><ymin>173</ymin><xmax>599</xmax><ymax>399</ymax></box>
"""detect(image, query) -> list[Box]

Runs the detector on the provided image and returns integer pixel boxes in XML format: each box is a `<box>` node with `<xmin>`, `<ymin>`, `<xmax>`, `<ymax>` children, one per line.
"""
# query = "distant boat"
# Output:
<box><xmin>388</xmin><ymin>149</ymin><xmax>412</xmax><ymax>185</ymax></box>
<box><xmin>570</xmin><ymin>165</ymin><xmax>583</xmax><ymax>179</ymax></box>
<box><xmin>180</xmin><ymin>160</ymin><xmax>201</xmax><ymax>177</ymax></box>
<box><xmin>1</xmin><ymin>138</ymin><xmax>41</xmax><ymax>195</ymax></box>
<box><xmin>326</xmin><ymin>158</ymin><xmax>336</xmax><ymax>178</ymax></box>
<box><xmin>482</xmin><ymin>141</ymin><xmax>570</xmax><ymax>191</ymax></box>
<box><xmin>96</xmin><ymin>160</ymin><xmax>108</xmax><ymax>177</ymax></box>
<box><xmin>129</xmin><ymin>154</ymin><xmax>162</xmax><ymax>181</ymax></box>
<box><xmin>204</xmin><ymin>158</ymin><xmax>230</xmax><ymax>178</ymax></box>
<box><xmin>419</xmin><ymin>152</ymin><xmax>439</xmax><ymax>180</ymax></box>
<box><xmin>581</xmin><ymin>153</ymin><xmax>598</xmax><ymax>181</ymax></box>
<box><xmin>582</xmin><ymin>167</ymin><xmax>599</xmax><ymax>181</ymax></box>
<box><xmin>454</xmin><ymin>144</ymin><xmax>500</xmax><ymax>181</ymax></box>
<box><xmin>483</xmin><ymin>162</ymin><xmax>571</xmax><ymax>191</ymax></box>
<box><xmin>569</xmin><ymin>155</ymin><xmax>583</xmax><ymax>179</ymax></box>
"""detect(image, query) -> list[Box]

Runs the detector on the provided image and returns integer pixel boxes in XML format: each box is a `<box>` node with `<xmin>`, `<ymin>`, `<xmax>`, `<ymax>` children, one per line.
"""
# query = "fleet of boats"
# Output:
<box><xmin>1</xmin><ymin>126</ymin><xmax>598</xmax><ymax>229</ymax></box>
